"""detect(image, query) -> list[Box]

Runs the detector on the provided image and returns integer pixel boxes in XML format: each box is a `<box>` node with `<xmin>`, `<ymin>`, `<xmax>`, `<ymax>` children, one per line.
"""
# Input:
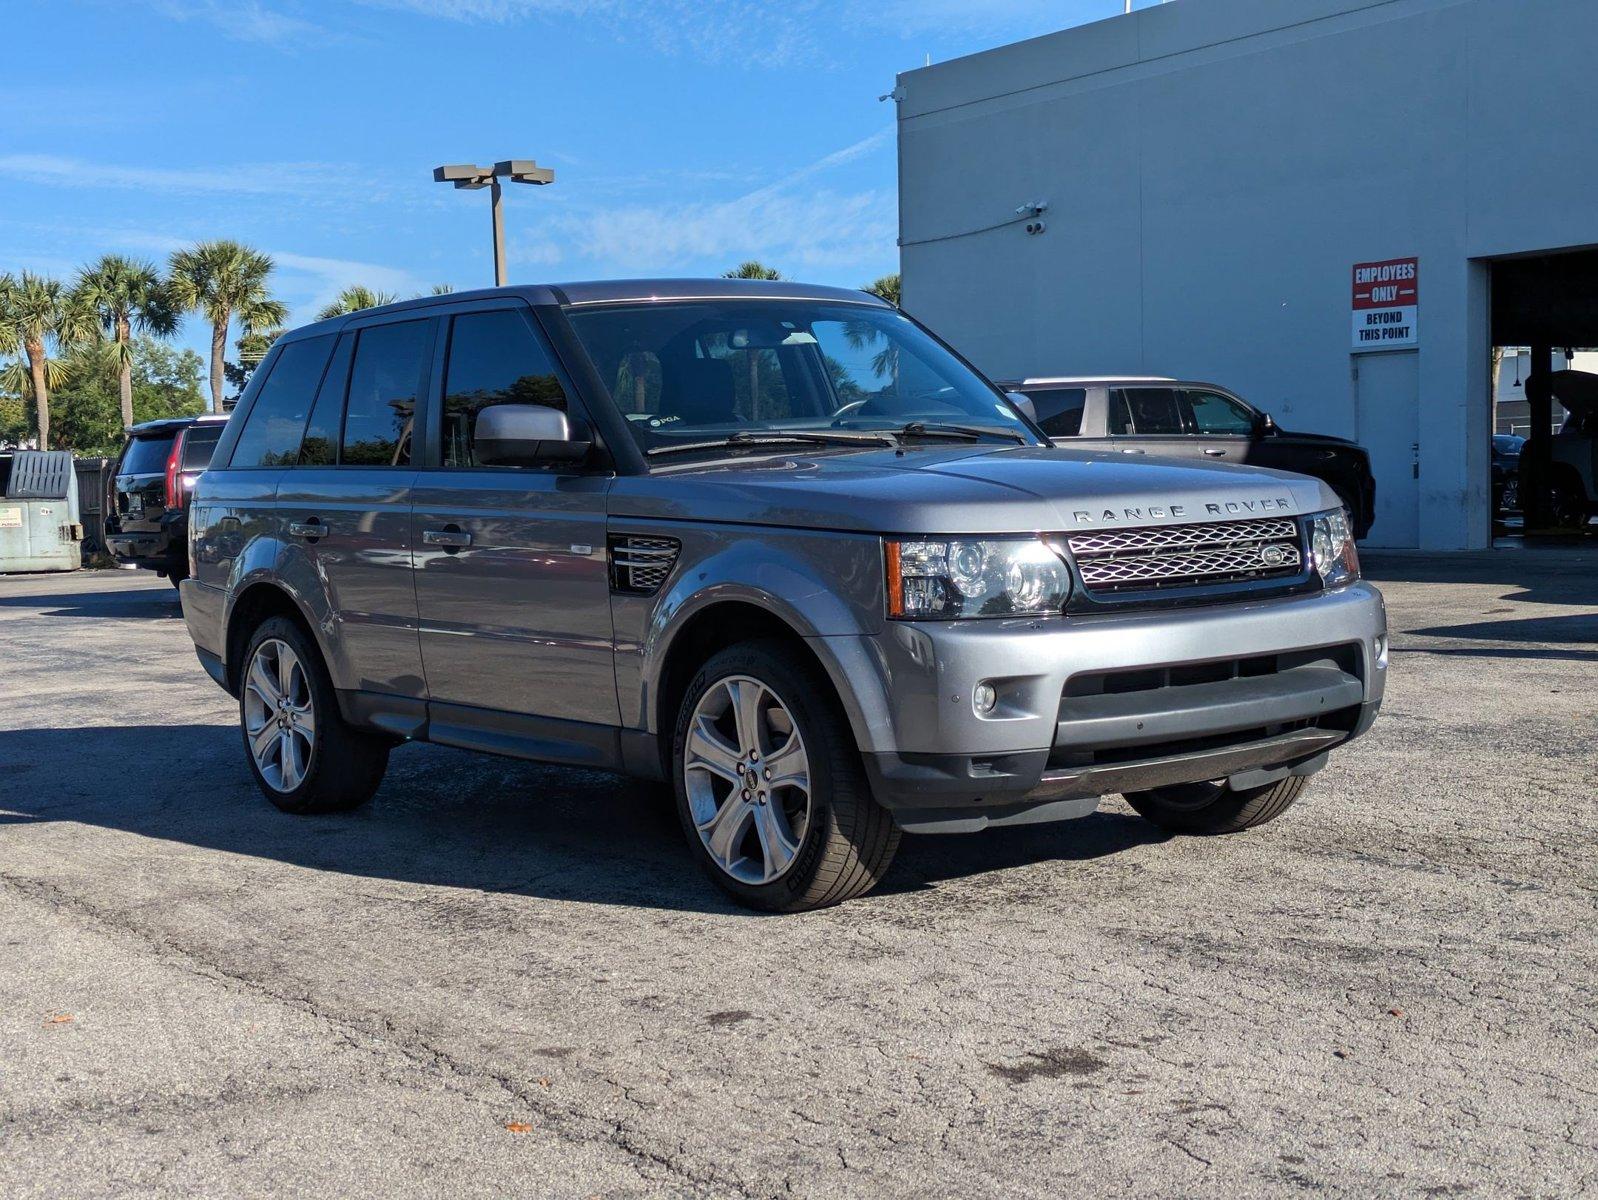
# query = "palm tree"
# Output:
<box><xmin>75</xmin><ymin>255</ymin><xmax>178</xmax><ymax>431</ymax></box>
<box><xmin>843</xmin><ymin>274</ymin><xmax>904</xmax><ymax>387</ymax></box>
<box><xmin>720</xmin><ymin>263</ymin><xmax>782</xmax><ymax>418</ymax></box>
<box><xmin>722</xmin><ymin>261</ymin><xmax>782</xmax><ymax>281</ymax></box>
<box><xmin>0</xmin><ymin>272</ymin><xmax>95</xmax><ymax>447</ymax></box>
<box><xmin>863</xmin><ymin>273</ymin><xmax>900</xmax><ymax>307</ymax></box>
<box><xmin>168</xmin><ymin>241</ymin><xmax>287</xmax><ymax>412</ymax></box>
<box><xmin>317</xmin><ymin>285</ymin><xmax>400</xmax><ymax>320</ymax></box>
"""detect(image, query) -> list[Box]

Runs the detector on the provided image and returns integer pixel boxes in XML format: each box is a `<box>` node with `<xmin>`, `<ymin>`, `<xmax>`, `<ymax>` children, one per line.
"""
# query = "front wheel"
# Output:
<box><xmin>1124</xmin><ymin>775</ymin><xmax>1310</xmax><ymax>835</ymax></box>
<box><xmin>672</xmin><ymin>641</ymin><xmax>899</xmax><ymax>911</ymax></box>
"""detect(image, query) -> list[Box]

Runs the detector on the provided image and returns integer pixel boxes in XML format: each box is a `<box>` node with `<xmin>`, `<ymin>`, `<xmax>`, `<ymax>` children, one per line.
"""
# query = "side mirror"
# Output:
<box><xmin>1255</xmin><ymin>410</ymin><xmax>1277</xmax><ymax>435</ymax></box>
<box><xmin>474</xmin><ymin>404</ymin><xmax>591</xmax><ymax>466</ymax></box>
<box><xmin>1005</xmin><ymin>391</ymin><xmax>1038</xmax><ymax>424</ymax></box>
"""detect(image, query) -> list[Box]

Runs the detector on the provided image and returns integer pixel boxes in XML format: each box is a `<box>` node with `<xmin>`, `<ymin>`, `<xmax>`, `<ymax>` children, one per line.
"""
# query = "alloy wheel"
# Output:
<box><xmin>242</xmin><ymin>638</ymin><xmax>317</xmax><ymax>793</ymax></box>
<box><xmin>683</xmin><ymin>675</ymin><xmax>812</xmax><ymax>885</ymax></box>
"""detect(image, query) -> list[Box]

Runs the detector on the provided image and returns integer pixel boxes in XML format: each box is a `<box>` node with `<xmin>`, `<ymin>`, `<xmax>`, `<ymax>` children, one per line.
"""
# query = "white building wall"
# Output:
<box><xmin>898</xmin><ymin>0</ymin><xmax>1598</xmax><ymax>548</ymax></box>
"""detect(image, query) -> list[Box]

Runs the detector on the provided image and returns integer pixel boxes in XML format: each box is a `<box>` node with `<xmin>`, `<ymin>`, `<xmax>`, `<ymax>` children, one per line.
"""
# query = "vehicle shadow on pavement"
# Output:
<box><xmin>0</xmin><ymin>586</ymin><xmax>182</xmax><ymax>620</ymax></box>
<box><xmin>1</xmin><ymin>724</ymin><xmax>1165</xmax><ymax>913</ymax></box>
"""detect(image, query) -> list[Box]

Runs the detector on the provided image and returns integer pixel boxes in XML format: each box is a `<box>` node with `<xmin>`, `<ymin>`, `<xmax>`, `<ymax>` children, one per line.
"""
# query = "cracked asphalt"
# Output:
<box><xmin>2</xmin><ymin>552</ymin><xmax>1595</xmax><ymax>1197</ymax></box>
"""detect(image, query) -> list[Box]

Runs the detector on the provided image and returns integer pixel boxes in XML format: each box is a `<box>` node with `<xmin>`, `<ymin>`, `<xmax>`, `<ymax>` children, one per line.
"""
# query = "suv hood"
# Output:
<box><xmin>609</xmin><ymin>444</ymin><xmax>1339</xmax><ymax>535</ymax></box>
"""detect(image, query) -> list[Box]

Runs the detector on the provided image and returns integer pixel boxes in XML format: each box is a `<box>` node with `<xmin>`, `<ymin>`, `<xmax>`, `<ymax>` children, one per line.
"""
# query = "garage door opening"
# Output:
<box><xmin>1489</xmin><ymin>249</ymin><xmax>1598</xmax><ymax>545</ymax></box>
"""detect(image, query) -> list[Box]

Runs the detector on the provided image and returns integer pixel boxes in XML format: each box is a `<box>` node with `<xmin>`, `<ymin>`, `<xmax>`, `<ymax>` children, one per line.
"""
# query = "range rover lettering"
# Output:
<box><xmin>180</xmin><ymin>280</ymin><xmax>1386</xmax><ymax>911</ymax></box>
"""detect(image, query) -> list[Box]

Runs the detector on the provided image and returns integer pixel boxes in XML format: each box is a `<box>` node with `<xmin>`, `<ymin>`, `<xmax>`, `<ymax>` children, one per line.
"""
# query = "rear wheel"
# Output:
<box><xmin>239</xmin><ymin>616</ymin><xmax>389</xmax><ymax>814</ymax></box>
<box><xmin>672</xmin><ymin>641</ymin><xmax>899</xmax><ymax>911</ymax></box>
<box><xmin>1124</xmin><ymin>775</ymin><xmax>1309</xmax><ymax>835</ymax></box>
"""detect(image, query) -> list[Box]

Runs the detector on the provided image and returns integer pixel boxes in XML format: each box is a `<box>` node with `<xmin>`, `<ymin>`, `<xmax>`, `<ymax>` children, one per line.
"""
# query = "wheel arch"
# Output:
<box><xmin>222</xmin><ymin>580</ymin><xmax>325</xmax><ymax>697</ymax></box>
<box><xmin>649</xmin><ymin>597</ymin><xmax>880</xmax><ymax>781</ymax></box>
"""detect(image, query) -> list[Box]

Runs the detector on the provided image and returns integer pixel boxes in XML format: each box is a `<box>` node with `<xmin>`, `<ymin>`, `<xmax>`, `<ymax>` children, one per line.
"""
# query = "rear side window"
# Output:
<box><xmin>230</xmin><ymin>336</ymin><xmax>335</xmax><ymax>467</ymax></box>
<box><xmin>442</xmin><ymin>310</ymin><xmax>571</xmax><ymax>467</ymax></box>
<box><xmin>342</xmin><ymin>321</ymin><xmax>429</xmax><ymax>466</ymax></box>
<box><xmin>1027</xmin><ymin>387</ymin><xmax>1086</xmax><ymax>438</ymax></box>
<box><xmin>1110</xmin><ymin>388</ymin><xmax>1185</xmax><ymax>436</ymax></box>
<box><xmin>120</xmin><ymin>434</ymin><xmax>176</xmax><ymax>475</ymax></box>
<box><xmin>299</xmin><ymin>334</ymin><xmax>355</xmax><ymax>466</ymax></box>
<box><xmin>180</xmin><ymin>425</ymin><xmax>223</xmax><ymax>469</ymax></box>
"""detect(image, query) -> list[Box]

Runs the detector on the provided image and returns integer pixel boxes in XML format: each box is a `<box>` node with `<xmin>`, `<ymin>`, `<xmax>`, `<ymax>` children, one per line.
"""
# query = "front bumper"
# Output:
<box><xmin>849</xmin><ymin>582</ymin><xmax>1386</xmax><ymax>832</ymax></box>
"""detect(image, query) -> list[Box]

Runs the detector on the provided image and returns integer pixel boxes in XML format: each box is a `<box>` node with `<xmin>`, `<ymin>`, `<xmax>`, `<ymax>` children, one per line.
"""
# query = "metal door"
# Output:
<box><xmin>1354</xmin><ymin>352</ymin><xmax>1420</xmax><ymax>547</ymax></box>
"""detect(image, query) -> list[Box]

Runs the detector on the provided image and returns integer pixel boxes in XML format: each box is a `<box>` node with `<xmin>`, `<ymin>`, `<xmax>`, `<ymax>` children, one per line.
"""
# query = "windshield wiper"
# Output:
<box><xmin>646</xmin><ymin>430</ymin><xmax>897</xmax><ymax>458</ymax></box>
<box><xmin>897</xmin><ymin>421</ymin><xmax>1030</xmax><ymax>444</ymax></box>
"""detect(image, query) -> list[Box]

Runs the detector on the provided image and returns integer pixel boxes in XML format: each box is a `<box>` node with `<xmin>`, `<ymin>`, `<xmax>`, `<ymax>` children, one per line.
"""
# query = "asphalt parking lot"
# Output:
<box><xmin>2</xmin><ymin>555</ymin><xmax>1595</xmax><ymax>1198</ymax></box>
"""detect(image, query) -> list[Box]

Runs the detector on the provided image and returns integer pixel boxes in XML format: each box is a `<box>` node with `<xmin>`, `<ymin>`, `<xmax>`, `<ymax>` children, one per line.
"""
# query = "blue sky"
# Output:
<box><xmin>6</xmin><ymin>0</ymin><xmax>1151</xmax><ymax>360</ymax></box>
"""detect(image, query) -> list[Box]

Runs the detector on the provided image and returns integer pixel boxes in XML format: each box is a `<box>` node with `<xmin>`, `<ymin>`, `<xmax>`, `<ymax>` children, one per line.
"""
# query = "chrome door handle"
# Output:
<box><xmin>287</xmin><ymin>520</ymin><xmax>324</xmax><ymax>539</ymax></box>
<box><xmin>1204</xmin><ymin>449</ymin><xmax>1227</xmax><ymax>457</ymax></box>
<box><xmin>1120</xmin><ymin>448</ymin><xmax>1146</xmax><ymax>455</ymax></box>
<box><xmin>423</xmin><ymin>528</ymin><xmax>472</xmax><ymax>549</ymax></box>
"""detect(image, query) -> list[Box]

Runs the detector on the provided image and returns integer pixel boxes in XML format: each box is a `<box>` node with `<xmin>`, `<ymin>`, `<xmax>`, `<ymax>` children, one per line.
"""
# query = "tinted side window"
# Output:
<box><xmin>342</xmin><ymin>321</ymin><xmax>428</xmax><ymax>467</ymax></box>
<box><xmin>230</xmin><ymin>336</ymin><xmax>335</xmax><ymax>467</ymax></box>
<box><xmin>180</xmin><ymin>425</ymin><xmax>222</xmax><ymax>469</ymax></box>
<box><xmin>1028</xmin><ymin>387</ymin><xmax>1086</xmax><ymax>438</ymax></box>
<box><xmin>299</xmin><ymin>333</ymin><xmax>355</xmax><ymax>466</ymax></box>
<box><xmin>1110</xmin><ymin>388</ymin><xmax>1184</xmax><ymax>436</ymax></box>
<box><xmin>1185</xmin><ymin>390</ymin><xmax>1254</xmax><ymax>435</ymax></box>
<box><xmin>442</xmin><ymin>310</ymin><xmax>570</xmax><ymax>467</ymax></box>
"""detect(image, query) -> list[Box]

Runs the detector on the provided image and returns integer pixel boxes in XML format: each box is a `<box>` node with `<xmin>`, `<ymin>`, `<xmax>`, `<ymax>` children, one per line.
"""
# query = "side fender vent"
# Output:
<box><xmin>609</xmin><ymin>534</ymin><xmax>681</xmax><ymax>595</ymax></box>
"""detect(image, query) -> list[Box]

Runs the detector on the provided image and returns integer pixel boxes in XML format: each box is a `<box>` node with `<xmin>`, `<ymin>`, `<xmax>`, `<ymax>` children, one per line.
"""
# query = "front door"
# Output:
<box><xmin>409</xmin><ymin>305</ymin><xmax>618</xmax><ymax>746</ymax></box>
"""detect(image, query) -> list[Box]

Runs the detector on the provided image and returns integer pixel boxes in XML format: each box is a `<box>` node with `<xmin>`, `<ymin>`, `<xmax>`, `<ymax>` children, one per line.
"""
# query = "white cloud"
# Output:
<box><xmin>515</xmin><ymin>129</ymin><xmax>896</xmax><ymax>278</ymax></box>
<box><xmin>269</xmin><ymin>251</ymin><xmax>429</xmax><ymax>319</ymax></box>
<box><xmin>0</xmin><ymin>155</ymin><xmax>362</xmax><ymax>201</ymax></box>
<box><xmin>353</xmin><ymin>0</ymin><xmax>828</xmax><ymax>66</ymax></box>
<box><xmin>148</xmin><ymin>0</ymin><xmax>329</xmax><ymax>43</ymax></box>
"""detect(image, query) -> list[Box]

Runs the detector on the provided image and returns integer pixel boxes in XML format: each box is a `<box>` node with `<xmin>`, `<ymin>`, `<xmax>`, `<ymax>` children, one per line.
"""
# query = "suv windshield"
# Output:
<box><xmin>564</xmin><ymin>299</ymin><xmax>1035</xmax><ymax>456</ymax></box>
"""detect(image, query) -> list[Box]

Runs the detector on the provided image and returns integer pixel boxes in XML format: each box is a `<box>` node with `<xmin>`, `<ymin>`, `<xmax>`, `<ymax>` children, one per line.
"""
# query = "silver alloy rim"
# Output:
<box><xmin>683</xmin><ymin>675</ymin><xmax>811</xmax><ymax>886</ymax></box>
<box><xmin>242</xmin><ymin>638</ymin><xmax>316</xmax><ymax>793</ymax></box>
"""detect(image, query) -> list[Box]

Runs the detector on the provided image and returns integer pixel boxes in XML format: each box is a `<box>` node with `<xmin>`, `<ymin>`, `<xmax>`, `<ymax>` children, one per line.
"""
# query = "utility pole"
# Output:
<box><xmin>432</xmin><ymin>160</ymin><xmax>555</xmax><ymax>287</ymax></box>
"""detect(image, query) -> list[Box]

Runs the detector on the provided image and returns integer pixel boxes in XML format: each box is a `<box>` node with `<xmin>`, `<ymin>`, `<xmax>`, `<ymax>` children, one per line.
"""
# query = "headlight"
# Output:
<box><xmin>885</xmin><ymin>536</ymin><xmax>1072</xmax><ymax>618</ymax></box>
<box><xmin>1309</xmin><ymin>508</ymin><xmax>1360</xmax><ymax>589</ymax></box>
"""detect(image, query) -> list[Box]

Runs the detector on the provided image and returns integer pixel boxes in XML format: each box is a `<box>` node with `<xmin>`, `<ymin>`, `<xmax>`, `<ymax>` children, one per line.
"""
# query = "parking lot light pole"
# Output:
<box><xmin>432</xmin><ymin>160</ymin><xmax>556</xmax><ymax>287</ymax></box>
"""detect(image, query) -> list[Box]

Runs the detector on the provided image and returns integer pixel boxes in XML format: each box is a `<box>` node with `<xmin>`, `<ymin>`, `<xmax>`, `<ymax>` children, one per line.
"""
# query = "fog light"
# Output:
<box><xmin>1375</xmin><ymin>635</ymin><xmax>1389</xmax><ymax>668</ymax></box>
<box><xmin>973</xmin><ymin>682</ymin><xmax>998</xmax><ymax>715</ymax></box>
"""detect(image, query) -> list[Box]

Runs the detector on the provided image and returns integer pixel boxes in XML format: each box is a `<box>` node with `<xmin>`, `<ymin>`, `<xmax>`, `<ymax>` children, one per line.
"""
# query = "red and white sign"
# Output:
<box><xmin>1352</xmin><ymin>257</ymin><xmax>1418</xmax><ymax>350</ymax></box>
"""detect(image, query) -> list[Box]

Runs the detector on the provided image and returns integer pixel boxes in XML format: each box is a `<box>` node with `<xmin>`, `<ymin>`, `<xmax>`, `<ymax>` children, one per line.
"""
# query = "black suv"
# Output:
<box><xmin>105</xmin><ymin>415</ymin><xmax>227</xmax><ymax>585</ymax></box>
<box><xmin>1002</xmin><ymin>376</ymin><xmax>1377</xmax><ymax>539</ymax></box>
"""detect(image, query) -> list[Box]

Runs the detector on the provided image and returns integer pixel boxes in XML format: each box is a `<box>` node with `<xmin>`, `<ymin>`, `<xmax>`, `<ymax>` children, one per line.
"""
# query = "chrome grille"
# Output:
<box><xmin>1066</xmin><ymin>516</ymin><xmax>1303</xmax><ymax>594</ymax></box>
<box><xmin>609</xmin><ymin>534</ymin><xmax>681</xmax><ymax>595</ymax></box>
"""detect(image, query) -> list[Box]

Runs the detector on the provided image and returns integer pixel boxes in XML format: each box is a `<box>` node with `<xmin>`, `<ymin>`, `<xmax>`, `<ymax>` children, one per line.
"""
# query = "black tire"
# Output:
<box><xmin>1547</xmin><ymin>475</ymin><xmax>1591</xmax><ymax>529</ymax></box>
<box><xmin>1124</xmin><ymin>774</ymin><xmax>1310</xmax><ymax>835</ymax></box>
<box><xmin>671</xmin><ymin>640</ymin><xmax>900</xmax><ymax>912</ymax></box>
<box><xmin>238</xmin><ymin>616</ymin><xmax>389</xmax><ymax>815</ymax></box>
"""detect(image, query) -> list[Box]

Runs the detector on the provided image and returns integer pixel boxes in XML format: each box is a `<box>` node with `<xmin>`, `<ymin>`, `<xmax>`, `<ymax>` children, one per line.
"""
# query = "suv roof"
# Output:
<box><xmin>278</xmin><ymin>279</ymin><xmax>891</xmax><ymax>343</ymax></box>
<box><xmin>126</xmin><ymin>413</ymin><xmax>228</xmax><ymax>436</ymax></box>
<box><xmin>1003</xmin><ymin>375</ymin><xmax>1178</xmax><ymax>387</ymax></box>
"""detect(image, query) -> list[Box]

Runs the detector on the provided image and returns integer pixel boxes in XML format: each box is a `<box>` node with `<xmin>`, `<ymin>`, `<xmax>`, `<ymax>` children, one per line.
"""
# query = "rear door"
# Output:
<box><xmin>1101</xmin><ymin>387</ymin><xmax>1196</xmax><ymax>460</ymax></box>
<box><xmin>409</xmin><ymin>302</ymin><xmax>619</xmax><ymax>745</ymax></box>
<box><xmin>273</xmin><ymin>320</ymin><xmax>431</xmax><ymax>698</ymax></box>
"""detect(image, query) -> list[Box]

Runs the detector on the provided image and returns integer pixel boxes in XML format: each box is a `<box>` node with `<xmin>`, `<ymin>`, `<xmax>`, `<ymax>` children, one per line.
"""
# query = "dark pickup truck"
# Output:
<box><xmin>105</xmin><ymin>414</ymin><xmax>227</xmax><ymax>585</ymax></box>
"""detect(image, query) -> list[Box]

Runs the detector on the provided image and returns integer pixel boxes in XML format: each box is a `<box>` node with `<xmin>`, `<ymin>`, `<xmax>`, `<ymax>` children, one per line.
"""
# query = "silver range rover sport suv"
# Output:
<box><xmin>180</xmin><ymin>279</ymin><xmax>1386</xmax><ymax>911</ymax></box>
